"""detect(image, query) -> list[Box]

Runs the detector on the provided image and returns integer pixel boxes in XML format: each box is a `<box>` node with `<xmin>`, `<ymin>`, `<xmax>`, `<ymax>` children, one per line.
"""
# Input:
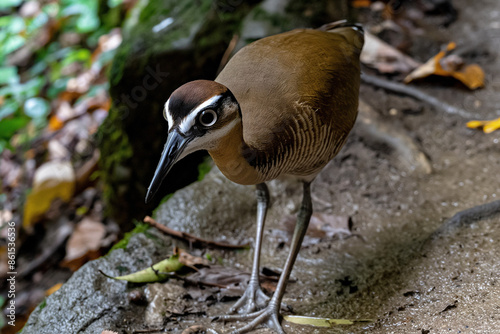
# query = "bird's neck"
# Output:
<box><xmin>208</xmin><ymin>121</ymin><xmax>263</xmax><ymax>185</ymax></box>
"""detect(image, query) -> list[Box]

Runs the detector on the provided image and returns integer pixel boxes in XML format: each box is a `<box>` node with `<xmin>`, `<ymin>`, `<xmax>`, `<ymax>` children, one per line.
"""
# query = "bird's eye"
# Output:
<box><xmin>199</xmin><ymin>109</ymin><xmax>217</xmax><ymax>127</ymax></box>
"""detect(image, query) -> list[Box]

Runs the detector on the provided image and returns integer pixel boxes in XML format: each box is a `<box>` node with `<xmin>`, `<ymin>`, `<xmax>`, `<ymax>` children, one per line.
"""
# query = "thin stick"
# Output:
<box><xmin>143</xmin><ymin>216</ymin><xmax>249</xmax><ymax>250</ymax></box>
<box><xmin>446</xmin><ymin>199</ymin><xmax>500</xmax><ymax>226</ymax></box>
<box><xmin>434</xmin><ymin>199</ymin><xmax>500</xmax><ymax>236</ymax></box>
<box><xmin>361</xmin><ymin>73</ymin><xmax>478</xmax><ymax>119</ymax></box>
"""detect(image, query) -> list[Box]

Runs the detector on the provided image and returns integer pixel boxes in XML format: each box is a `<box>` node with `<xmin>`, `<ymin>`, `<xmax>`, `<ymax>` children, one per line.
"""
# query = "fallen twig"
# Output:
<box><xmin>446</xmin><ymin>199</ymin><xmax>500</xmax><ymax>227</ymax></box>
<box><xmin>132</xmin><ymin>328</ymin><xmax>165</xmax><ymax>334</ymax></box>
<box><xmin>143</xmin><ymin>216</ymin><xmax>250</xmax><ymax>250</ymax></box>
<box><xmin>361</xmin><ymin>73</ymin><xmax>477</xmax><ymax>119</ymax></box>
<box><xmin>434</xmin><ymin>199</ymin><xmax>500</xmax><ymax>236</ymax></box>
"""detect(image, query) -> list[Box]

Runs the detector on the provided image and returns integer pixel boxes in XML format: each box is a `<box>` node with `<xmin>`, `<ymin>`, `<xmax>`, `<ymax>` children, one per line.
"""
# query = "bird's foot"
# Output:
<box><xmin>228</xmin><ymin>282</ymin><xmax>270</xmax><ymax>314</ymax></box>
<box><xmin>216</xmin><ymin>302</ymin><xmax>285</xmax><ymax>334</ymax></box>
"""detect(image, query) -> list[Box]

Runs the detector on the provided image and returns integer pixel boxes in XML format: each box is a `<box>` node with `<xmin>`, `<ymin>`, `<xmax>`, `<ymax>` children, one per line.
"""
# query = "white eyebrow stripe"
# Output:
<box><xmin>164</xmin><ymin>98</ymin><xmax>174</xmax><ymax>131</ymax></box>
<box><xmin>178</xmin><ymin>94</ymin><xmax>222</xmax><ymax>134</ymax></box>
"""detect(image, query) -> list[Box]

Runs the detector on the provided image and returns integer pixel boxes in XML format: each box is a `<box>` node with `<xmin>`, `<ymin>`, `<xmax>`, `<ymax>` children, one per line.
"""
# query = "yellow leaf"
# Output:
<box><xmin>283</xmin><ymin>315</ymin><xmax>373</xmax><ymax>327</ymax></box>
<box><xmin>483</xmin><ymin>117</ymin><xmax>500</xmax><ymax>133</ymax></box>
<box><xmin>23</xmin><ymin>161</ymin><xmax>75</xmax><ymax>231</ymax></box>
<box><xmin>46</xmin><ymin>283</ymin><xmax>63</xmax><ymax>296</ymax></box>
<box><xmin>466</xmin><ymin>120</ymin><xmax>487</xmax><ymax>129</ymax></box>
<box><xmin>467</xmin><ymin>117</ymin><xmax>500</xmax><ymax>133</ymax></box>
<box><xmin>48</xmin><ymin>115</ymin><xmax>64</xmax><ymax>131</ymax></box>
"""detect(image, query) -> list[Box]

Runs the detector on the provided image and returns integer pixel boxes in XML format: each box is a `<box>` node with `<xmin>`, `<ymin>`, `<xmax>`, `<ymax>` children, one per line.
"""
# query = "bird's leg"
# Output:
<box><xmin>220</xmin><ymin>182</ymin><xmax>313</xmax><ymax>334</ymax></box>
<box><xmin>229</xmin><ymin>183</ymin><xmax>270</xmax><ymax>314</ymax></box>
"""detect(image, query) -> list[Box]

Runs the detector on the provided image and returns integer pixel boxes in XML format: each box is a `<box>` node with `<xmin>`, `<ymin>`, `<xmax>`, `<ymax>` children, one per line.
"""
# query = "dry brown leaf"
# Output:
<box><xmin>75</xmin><ymin>150</ymin><xmax>100</xmax><ymax>192</ymax></box>
<box><xmin>351</xmin><ymin>0</ymin><xmax>371</xmax><ymax>8</ymax></box>
<box><xmin>23</xmin><ymin>161</ymin><xmax>75</xmax><ymax>231</ymax></box>
<box><xmin>360</xmin><ymin>31</ymin><xmax>421</xmax><ymax>74</ymax></box>
<box><xmin>91</xmin><ymin>28</ymin><xmax>122</xmax><ymax>62</ymax></box>
<box><xmin>282</xmin><ymin>213</ymin><xmax>352</xmax><ymax>247</ymax></box>
<box><xmin>451</xmin><ymin>64</ymin><xmax>485</xmax><ymax>90</ymax></box>
<box><xmin>404</xmin><ymin>42</ymin><xmax>485</xmax><ymax>90</ymax></box>
<box><xmin>65</xmin><ymin>29</ymin><xmax>122</xmax><ymax>95</ymax></box>
<box><xmin>61</xmin><ymin>217</ymin><xmax>106</xmax><ymax>271</ymax></box>
<box><xmin>181</xmin><ymin>326</ymin><xmax>206</xmax><ymax>334</ymax></box>
<box><xmin>0</xmin><ymin>153</ymin><xmax>22</xmax><ymax>188</ymax></box>
<box><xmin>309</xmin><ymin>213</ymin><xmax>352</xmax><ymax>238</ymax></box>
<box><xmin>185</xmin><ymin>265</ymin><xmax>278</xmax><ymax>298</ymax></box>
<box><xmin>101</xmin><ymin>331</ymin><xmax>119</xmax><ymax>334</ymax></box>
<box><xmin>178</xmin><ymin>249</ymin><xmax>210</xmax><ymax>268</ymax></box>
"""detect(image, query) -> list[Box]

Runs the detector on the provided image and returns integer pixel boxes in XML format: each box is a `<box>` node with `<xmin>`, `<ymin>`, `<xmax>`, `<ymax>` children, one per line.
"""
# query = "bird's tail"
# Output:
<box><xmin>318</xmin><ymin>20</ymin><xmax>364</xmax><ymax>51</ymax></box>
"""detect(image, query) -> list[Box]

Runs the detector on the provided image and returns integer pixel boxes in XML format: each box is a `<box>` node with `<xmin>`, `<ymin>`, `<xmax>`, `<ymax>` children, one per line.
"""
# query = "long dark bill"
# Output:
<box><xmin>145</xmin><ymin>131</ymin><xmax>190</xmax><ymax>203</ymax></box>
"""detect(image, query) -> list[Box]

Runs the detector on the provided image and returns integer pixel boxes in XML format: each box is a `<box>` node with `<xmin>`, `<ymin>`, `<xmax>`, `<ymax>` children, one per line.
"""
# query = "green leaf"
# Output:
<box><xmin>24</xmin><ymin>98</ymin><xmax>50</xmax><ymax>119</ymax></box>
<box><xmin>7</xmin><ymin>16</ymin><xmax>25</xmax><ymax>34</ymax></box>
<box><xmin>2</xmin><ymin>35</ymin><xmax>25</xmax><ymax>56</ymax></box>
<box><xmin>107</xmin><ymin>0</ymin><xmax>124</xmax><ymax>8</ymax></box>
<box><xmin>0</xmin><ymin>66</ymin><xmax>19</xmax><ymax>85</ymax></box>
<box><xmin>76</xmin><ymin>13</ymin><xmax>100</xmax><ymax>33</ymax></box>
<box><xmin>100</xmin><ymin>254</ymin><xmax>184</xmax><ymax>283</ymax></box>
<box><xmin>0</xmin><ymin>117</ymin><xmax>29</xmax><ymax>140</ymax></box>
<box><xmin>62</xmin><ymin>3</ymin><xmax>100</xmax><ymax>33</ymax></box>
<box><xmin>7</xmin><ymin>77</ymin><xmax>45</xmax><ymax>101</ymax></box>
<box><xmin>0</xmin><ymin>101</ymin><xmax>19</xmax><ymax>120</ymax></box>
<box><xmin>0</xmin><ymin>15</ymin><xmax>25</xmax><ymax>33</ymax></box>
<box><xmin>47</xmin><ymin>77</ymin><xmax>69</xmax><ymax>99</ymax></box>
<box><xmin>283</xmin><ymin>315</ymin><xmax>374</xmax><ymax>327</ymax></box>
<box><xmin>61</xmin><ymin>48</ymin><xmax>91</xmax><ymax>67</ymax></box>
<box><xmin>42</xmin><ymin>2</ymin><xmax>59</xmax><ymax>17</ymax></box>
<box><xmin>0</xmin><ymin>0</ymin><xmax>23</xmax><ymax>10</ymax></box>
<box><xmin>29</xmin><ymin>60</ymin><xmax>48</xmax><ymax>77</ymax></box>
<box><xmin>26</xmin><ymin>11</ymin><xmax>49</xmax><ymax>34</ymax></box>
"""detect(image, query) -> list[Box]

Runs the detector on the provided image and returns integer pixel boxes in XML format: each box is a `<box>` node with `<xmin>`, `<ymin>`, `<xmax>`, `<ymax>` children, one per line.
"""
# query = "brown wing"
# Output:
<box><xmin>216</xmin><ymin>27</ymin><xmax>362</xmax><ymax>178</ymax></box>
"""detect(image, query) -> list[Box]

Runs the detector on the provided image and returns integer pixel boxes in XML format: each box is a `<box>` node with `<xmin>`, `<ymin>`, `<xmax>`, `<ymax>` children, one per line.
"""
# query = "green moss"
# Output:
<box><xmin>110</xmin><ymin>0</ymin><xmax>214</xmax><ymax>85</ymax></box>
<box><xmin>39</xmin><ymin>298</ymin><xmax>47</xmax><ymax>310</ymax></box>
<box><xmin>197</xmin><ymin>157</ymin><xmax>213</xmax><ymax>181</ymax></box>
<box><xmin>109</xmin><ymin>222</ymin><xmax>150</xmax><ymax>252</ymax></box>
<box><xmin>108</xmin><ymin>42</ymin><xmax>131</xmax><ymax>86</ymax></box>
<box><xmin>158</xmin><ymin>193</ymin><xmax>173</xmax><ymax>206</ymax></box>
<box><xmin>98</xmin><ymin>105</ymin><xmax>134</xmax><ymax>218</ymax></box>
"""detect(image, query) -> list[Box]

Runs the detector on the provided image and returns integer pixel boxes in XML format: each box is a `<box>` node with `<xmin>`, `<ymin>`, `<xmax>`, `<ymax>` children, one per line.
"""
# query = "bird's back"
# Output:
<box><xmin>216</xmin><ymin>24</ymin><xmax>363</xmax><ymax>181</ymax></box>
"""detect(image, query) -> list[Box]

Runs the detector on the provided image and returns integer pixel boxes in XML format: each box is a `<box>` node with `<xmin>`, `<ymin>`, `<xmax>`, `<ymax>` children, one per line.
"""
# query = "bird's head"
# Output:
<box><xmin>145</xmin><ymin>80</ymin><xmax>240</xmax><ymax>203</ymax></box>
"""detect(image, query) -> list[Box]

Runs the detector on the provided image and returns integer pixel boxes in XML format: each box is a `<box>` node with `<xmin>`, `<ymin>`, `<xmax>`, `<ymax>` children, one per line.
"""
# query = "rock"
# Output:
<box><xmin>22</xmin><ymin>232</ymin><xmax>172</xmax><ymax>333</ymax></box>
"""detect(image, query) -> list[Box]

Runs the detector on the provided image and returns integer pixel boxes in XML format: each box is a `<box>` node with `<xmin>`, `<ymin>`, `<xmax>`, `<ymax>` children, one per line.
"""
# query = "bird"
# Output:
<box><xmin>145</xmin><ymin>20</ymin><xmax>364</xmax><ymax>334</ymax></box>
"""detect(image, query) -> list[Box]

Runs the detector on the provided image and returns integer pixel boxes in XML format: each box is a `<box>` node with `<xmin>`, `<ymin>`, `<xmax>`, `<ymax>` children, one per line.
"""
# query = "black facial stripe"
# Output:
<box><xmin>169</xmin><ymin>96</ymin><xmax>201</xmax><ymax>120</ymax></box>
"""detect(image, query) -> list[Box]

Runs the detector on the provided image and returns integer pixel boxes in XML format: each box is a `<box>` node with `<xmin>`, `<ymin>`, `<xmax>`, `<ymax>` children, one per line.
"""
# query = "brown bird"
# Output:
<box><xmin>146</xmin><ymin>20</ymin><xmax>364</xmax><ymax>334</ymax></box>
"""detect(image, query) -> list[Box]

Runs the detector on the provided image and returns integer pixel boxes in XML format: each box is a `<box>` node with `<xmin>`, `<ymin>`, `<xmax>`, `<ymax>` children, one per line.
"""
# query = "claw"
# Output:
<box><xmin>224</xmin><ymin>303</ymin><xmax>285</xmax><ymax>334</ymax></box>
<box><xmin>228</xmin><ymin>282</ymin><xmax>270</xmax><ymax>314</ymax></box>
